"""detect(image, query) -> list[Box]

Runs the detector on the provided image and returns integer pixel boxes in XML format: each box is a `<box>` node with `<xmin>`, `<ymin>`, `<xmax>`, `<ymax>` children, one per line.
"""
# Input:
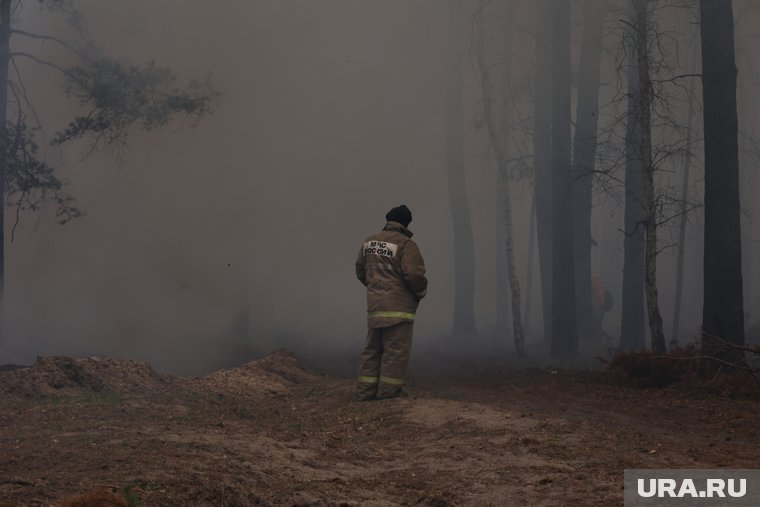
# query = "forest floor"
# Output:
<box><xmin>1</xmin><ymin>350</ymin><xmax>759</xmax><ymax>506</ymax></box>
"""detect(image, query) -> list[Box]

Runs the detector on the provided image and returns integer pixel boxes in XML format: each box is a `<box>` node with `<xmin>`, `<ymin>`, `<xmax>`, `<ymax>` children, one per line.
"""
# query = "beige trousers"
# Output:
<box><xmin>356</xmin><ymin>321</ymin><xmax>413</xmax><ymax>400</ymax></box>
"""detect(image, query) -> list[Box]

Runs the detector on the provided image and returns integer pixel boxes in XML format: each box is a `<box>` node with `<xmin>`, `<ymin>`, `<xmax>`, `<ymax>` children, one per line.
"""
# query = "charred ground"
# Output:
<box><xmin>1</xmin><ymin>351</ymin><xmax>759</xmax><ymax>506</ymax></box>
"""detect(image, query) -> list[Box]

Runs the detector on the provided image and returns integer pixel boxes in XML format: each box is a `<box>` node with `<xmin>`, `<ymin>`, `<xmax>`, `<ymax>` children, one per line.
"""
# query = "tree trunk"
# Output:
<box><xmin>501</xmin><ymin>169</ymin><xmax>526</xmax><ymax>356</ymax></box>
<box><xmin>737</xmin><ymin>62</ymin><xmax>753</xmax><ymax>327</ymax></box>
<box><xmin>496</xmin><ymin>191</ymin><xmax>509</xmax><ymax>339</ymax></box>
<box><xmin>550</xmin><ymin>0</ymin><xmax>578</xmax><ymax>357</ymax></box>
<box><xmin>572</xmin><ymin>0</ymin><xmax>605</xmax><ymax>340</ymax></box>
<box><xmin>446</xmin><ymin>0</ymin><xmax>477</xmax><ymax>338</ymax></box>
<box><xmin>475</xmin><ymin>3</ymin><xmax>525</xmax><ymax>356</ymax></box>
<box><xmin>533</xmin><ymin>0</ymin><xmax>553</xmax><ymax>345</ymax></box>
<box><xmin>671</xmin><ymin>71</ymin><xmax>696</xmax><ymax>344</ymax></box>
<box><xmin>0</xmin><ymin>0</ymin><xmax>11</xmax><ymax>338</ymax></box>
<box><xmin>523</xmin><ymin>195</ymin><xmax>536</xmax><ymax>340</ymax></box>
<box><xmin>699</xmin><ymin>0</ymin><xmax>745</xmax><ymax>351</ymax></box>
<box><xmin>736</xmin><ymin>34</ymin><xmax>756</xmax><ymax>325</ymax></box>
<box><xmin>635</xmin><ymin>0</ymin><xmax>666</xmax><ymax>355</ymax></box>
<box><xmin>619</xmin><ymin>1</ymin><xmax>646</xmax><ymax>351</ymax></box>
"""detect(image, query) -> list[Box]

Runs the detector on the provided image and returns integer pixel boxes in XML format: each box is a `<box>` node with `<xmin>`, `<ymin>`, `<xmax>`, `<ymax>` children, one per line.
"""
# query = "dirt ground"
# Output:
<box><xmin>1</xmin><ymin>350</ymin><xmax>759</xmax><ymax>506</ymax></box>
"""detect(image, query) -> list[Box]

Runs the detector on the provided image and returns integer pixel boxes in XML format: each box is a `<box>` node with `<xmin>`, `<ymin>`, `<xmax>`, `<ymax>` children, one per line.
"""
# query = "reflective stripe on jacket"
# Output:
<box><xmin>356</xmin><ymin>221</ymin><xmax>427</xmax><ymax>327</ymax></box>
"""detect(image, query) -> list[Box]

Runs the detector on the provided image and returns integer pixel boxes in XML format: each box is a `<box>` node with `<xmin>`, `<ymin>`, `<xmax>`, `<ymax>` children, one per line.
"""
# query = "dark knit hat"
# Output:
<box><xmin>385</xmin><ymin>205</ymin><xmax>412</xmax><ymax>227</ymax></box>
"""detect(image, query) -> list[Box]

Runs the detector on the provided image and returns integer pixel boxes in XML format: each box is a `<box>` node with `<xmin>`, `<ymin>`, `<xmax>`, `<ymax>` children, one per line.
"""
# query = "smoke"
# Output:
<box><xmin>1</xmin><ymin>0</ymin><xmax>758</xmax><ymax>374</ymax></box>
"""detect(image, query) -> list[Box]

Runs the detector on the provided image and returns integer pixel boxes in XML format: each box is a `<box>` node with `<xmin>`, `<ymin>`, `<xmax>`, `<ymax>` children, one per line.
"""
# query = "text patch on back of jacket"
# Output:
<box><xmin>363</xmin><ymin>240</ymin><xmax>398</xmax><ymax>258</ymax></box>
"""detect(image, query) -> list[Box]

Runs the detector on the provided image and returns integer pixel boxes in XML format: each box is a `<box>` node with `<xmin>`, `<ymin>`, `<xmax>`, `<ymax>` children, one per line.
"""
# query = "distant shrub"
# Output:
<box><xmin>607</xmin><ymin>347</ymin><xmax>697</xmax><ymax>388</ymax></box>
<box><xmin>606</xmin><ymin>345</ymin><xmax>760</xmax><ymax>397</ymax></box>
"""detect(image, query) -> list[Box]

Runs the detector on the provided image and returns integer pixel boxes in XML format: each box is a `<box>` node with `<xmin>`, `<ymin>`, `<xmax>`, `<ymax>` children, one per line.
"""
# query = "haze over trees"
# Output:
<box><xmin>441</xmin><ymin>0</ymin><xmax>754</xmax><ymax>366</ymax></box>
<box><xmin>474</xmin><ymin>0</ymin><xmax>526</xmax><ymax>356</ymax></box>
<box><xmin>446</xmin><ymin>0</ymin><xmax>477</xmax><ymax>340</ymax></box>
<box><xmin>0</xmin><ymin>0</ymin><xmax>757</xmax><ymax>374</ymax></box>
<box><xmin>0</xmin><ymin>0</ymin><xmax>216</xmax><ymax>337</ymax></box>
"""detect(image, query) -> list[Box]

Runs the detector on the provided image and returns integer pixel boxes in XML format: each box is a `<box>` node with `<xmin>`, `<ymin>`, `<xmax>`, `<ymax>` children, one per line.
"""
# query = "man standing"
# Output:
<box><xmin>355</xmin><ymin>205</ymin><xmax>427</xmax><ymax>400</ymax></box>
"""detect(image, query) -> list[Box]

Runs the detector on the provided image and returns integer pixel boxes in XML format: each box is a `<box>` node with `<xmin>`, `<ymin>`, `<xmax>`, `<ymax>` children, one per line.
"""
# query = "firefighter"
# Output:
<box><xmin>355</xmin><ymin>205</ymin><xmax>427</xmax><ymax>401</ymax></box>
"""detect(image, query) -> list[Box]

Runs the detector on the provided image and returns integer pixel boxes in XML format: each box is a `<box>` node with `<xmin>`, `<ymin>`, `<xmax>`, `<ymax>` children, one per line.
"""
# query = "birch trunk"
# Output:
<box><xmin>475</xmin><ymin>4</ymin><xmax>525</xmax><ymax>356</ymax></box>
<box><xmin>635</xmin><ymin>0</ymin><xmax>666</xmax><ymax>354</ymax></box>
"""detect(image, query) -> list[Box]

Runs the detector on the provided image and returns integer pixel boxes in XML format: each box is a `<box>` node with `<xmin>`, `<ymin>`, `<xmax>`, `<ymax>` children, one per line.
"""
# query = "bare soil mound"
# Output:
<box><xmin>198</xmin><ymin>349</ymin><xmax>323</xmax><ymax>397</ymax></box>
<box><xmin>0</xmin><ymin>356</ymin><xmax>177</xmax><ymax>398</ymax></box>
<box><xmin>2</xmin><ymin>352</ymin><xmax>760</xmax><ymax>505</ymax></box>
<box><xmin>0</xmin><ymin>350</ymin><xmax>324</xmax><ymax>401</ymax></box>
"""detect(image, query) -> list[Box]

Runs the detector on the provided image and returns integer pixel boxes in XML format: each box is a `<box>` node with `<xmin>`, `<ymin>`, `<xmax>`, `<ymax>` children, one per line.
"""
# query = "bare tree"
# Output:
<box><xmin>633</xmin><ymin>0</ymin><xmax>666</xmax><ymax>354</ymax></box>
<box><xmin>592</xmin><ymin>0</ymin><xmax>709</xmax><ymax>353</ymax></box>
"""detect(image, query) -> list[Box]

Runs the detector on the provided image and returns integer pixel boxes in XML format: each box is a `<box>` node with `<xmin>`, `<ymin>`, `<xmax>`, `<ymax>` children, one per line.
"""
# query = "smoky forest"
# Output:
<box><xmin>1</xmin><ymin>0</ymin><xmax>759</xmax><ymax>505</ymax></box>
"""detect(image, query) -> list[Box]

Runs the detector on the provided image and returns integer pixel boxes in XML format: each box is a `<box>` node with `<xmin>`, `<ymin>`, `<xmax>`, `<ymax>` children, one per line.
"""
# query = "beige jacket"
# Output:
<box><xmin>356</xmin><ymin>221</ymin><xmax>428</xmax><ymax>327</ymax></box>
